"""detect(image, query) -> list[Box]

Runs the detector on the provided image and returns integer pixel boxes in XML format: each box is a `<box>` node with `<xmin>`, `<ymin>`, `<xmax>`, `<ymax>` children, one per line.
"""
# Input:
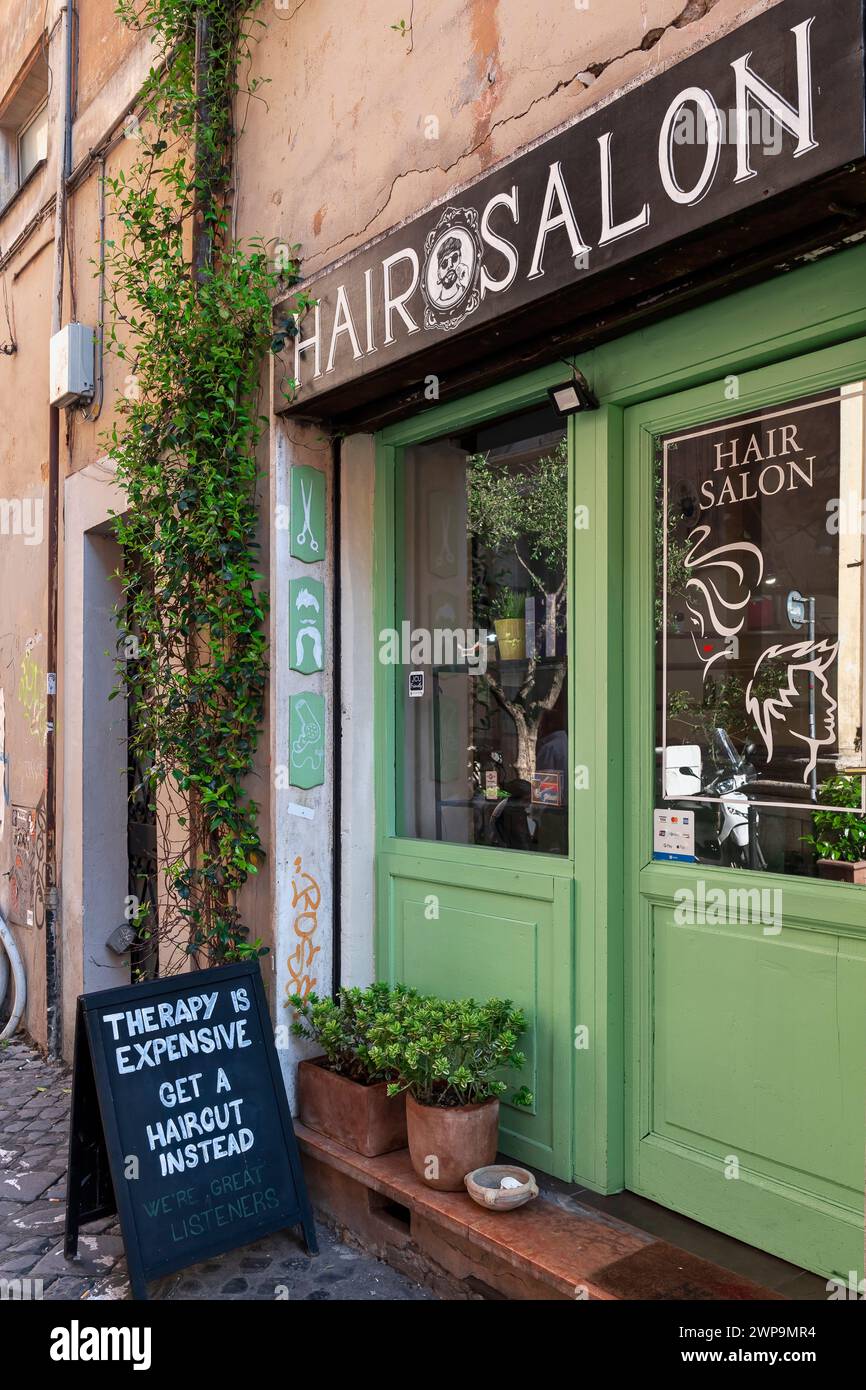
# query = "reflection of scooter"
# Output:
<box><xmin>666</xmin><ymin>730</ymin><xmax>767</xmax><ymax>870</ymax></box>
<box><xmin>484</xmin><ymin>778</ymin><xmax>534</xmax><ymax>850</ymax></box>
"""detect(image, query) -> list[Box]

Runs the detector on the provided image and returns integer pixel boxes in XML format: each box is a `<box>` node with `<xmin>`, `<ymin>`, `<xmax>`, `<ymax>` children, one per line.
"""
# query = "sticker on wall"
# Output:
<box><xmin>290</xmin><ymin>465</ymin><xmax>325</xmax><ymax>563</ymax></box>
<box><xmin>408</xmin><ymin>671</ymin><xmax>424</xmax><ymax>698</ymax></box>
<box><xmin>289</xmin><ymin>578</ymin><xmax>324</xmax><ymax>674</ymax></box>
<box><xmin>653</xmin><ymin>808</ymin><xmax>695</xmax><ymax>863</ymax></box>
<box><xmin>289</xmin><ymin>693</ymin><xmax>325</xmax><ymax>789</ymax></box>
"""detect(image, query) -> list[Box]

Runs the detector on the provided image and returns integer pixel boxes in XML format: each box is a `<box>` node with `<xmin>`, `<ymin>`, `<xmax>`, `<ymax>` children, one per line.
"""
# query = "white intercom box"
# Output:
<box><xmin>49</xmin><ymin>323</ymin><xmax>95</xmax><ymax>407</ymax></box>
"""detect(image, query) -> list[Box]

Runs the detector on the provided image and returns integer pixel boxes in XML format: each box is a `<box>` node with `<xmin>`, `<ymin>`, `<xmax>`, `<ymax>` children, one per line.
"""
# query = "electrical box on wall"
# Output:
<box><xmin>49</xmin><ymin>323</ymin><xmax>95</xmax><ymax>407</ymax></box>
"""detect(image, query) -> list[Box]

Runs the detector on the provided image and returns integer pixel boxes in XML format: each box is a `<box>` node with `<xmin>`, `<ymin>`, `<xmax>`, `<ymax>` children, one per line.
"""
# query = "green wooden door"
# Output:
<box><xmin>376</xmin><ymin>852</ymin><xmax>573</xmax><ymax>1173</ymax></box>
<box><xmin>374</xmin><ymin>384</ymin><xmax>591</xmax><ymax>1180</ymax></box>
<box><xmin>624</xmin><ymin>339</ymin><xmax>866</xmax><ymax>1281</ymax></box>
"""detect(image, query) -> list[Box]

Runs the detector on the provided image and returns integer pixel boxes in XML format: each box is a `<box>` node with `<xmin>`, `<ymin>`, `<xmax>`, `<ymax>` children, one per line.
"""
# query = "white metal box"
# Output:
<box><xmin>49</xmin><ymin>322</ymin><xmax>95</xmax><ymax>407</ymax></box>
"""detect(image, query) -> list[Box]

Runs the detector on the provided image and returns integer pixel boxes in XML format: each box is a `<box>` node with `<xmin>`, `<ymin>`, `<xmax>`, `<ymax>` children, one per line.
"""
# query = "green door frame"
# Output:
<box><xmin>373</xmin><ymin>242</ymin><xmax>866</xmax><ymax>1203</ymax></box>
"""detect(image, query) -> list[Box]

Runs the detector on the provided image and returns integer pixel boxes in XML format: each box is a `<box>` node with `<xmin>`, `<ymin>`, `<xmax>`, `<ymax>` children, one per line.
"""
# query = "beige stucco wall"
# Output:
<box><xmin>0</xmin><ymin>0</ymin><xmax>781</xmax><ymax>1053</ymax></box>
<box><xmin>235</xmin><ymin>0</ymin><xmax>778</xmax><ymax>274</ymax></box>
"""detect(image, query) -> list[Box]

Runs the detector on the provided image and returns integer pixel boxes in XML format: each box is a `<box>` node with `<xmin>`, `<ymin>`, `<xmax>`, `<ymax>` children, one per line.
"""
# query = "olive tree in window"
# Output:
<box><xmin>466</xmin><ymin>438</ymin><xmax>567</xmax><ymax>782</ymax></box>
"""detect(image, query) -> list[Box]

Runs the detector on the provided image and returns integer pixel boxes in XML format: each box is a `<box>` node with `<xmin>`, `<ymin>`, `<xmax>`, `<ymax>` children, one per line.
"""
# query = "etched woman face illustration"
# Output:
<box><xmin>682</xmin><ymin>524</ymin><xmax>765</xmax><ymax>677</ymax></box>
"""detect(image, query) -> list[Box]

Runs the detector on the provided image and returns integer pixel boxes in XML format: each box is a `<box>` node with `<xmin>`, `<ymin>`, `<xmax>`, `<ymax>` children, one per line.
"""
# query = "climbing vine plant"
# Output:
<box><xmin>105</xmin><ymin>0</ymin><xmax>303</xmax><ymax>967</ymax></box>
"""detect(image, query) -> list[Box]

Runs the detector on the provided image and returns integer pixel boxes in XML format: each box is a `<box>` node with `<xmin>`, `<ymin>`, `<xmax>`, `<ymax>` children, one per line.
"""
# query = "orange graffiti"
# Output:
<box><xmin>286</xmin><ymin>854</ymin><xmax>321</xmax><ymax>999</ymax></box>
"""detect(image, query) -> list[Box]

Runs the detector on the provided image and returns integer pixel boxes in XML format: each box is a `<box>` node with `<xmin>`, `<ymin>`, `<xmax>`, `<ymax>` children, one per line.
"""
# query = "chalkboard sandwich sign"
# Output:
<box><xmin>64</xmin><ymin>961</ymin><xmax>317</xmax><ymax>1299</ymax></box>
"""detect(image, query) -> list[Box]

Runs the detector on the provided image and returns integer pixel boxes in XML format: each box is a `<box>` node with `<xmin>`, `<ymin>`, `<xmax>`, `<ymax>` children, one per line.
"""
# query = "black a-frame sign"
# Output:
<box><xmin>64</xmin><ymin>961</ymin><xmax>317</xmax><ymax>1299</ymax></box>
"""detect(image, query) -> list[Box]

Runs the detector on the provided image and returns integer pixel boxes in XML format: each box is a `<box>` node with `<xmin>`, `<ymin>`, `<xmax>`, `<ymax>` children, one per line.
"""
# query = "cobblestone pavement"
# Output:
<box><xmin>0</xmin><ymin>1035</ymin><xmax>431</xmax><ymax>1301</ymax></box>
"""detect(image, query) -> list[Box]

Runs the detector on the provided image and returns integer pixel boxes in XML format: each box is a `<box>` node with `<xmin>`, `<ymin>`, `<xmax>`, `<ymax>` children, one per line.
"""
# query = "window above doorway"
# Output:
<box><xmin>0</xmin><ymin>44</ymin><xmax>49</xmax><ymax>213</ymax></box>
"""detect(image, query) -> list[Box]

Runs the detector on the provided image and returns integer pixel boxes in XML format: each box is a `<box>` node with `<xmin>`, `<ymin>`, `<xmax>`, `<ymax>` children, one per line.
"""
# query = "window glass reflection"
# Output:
<box><xmin>397</xmin><ymin>406</ymin><xmax>569</xmax><ymax>855</ymax></box>
<box><xmin>656</xmin><ymin>385</ymin><xmax>866</xmax><ymax>879</ymax></box>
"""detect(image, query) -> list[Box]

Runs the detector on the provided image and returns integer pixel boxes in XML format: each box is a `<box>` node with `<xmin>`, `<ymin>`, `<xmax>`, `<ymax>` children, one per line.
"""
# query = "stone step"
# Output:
<box><xmin>295</xmin><ymin>1124</ymin><xmax>782</xmax><ymax>1301</ymax></box>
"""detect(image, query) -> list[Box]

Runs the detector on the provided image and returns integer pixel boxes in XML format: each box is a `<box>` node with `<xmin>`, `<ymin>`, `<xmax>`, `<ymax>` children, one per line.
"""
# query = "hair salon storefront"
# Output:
<box><xmin>277</xmin><ymin>0</ymin><xmax>866</xmax><ymax>1282</ymax></box>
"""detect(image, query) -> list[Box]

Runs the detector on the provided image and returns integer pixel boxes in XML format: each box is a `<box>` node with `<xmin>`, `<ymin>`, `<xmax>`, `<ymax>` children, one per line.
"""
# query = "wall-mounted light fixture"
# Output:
<box><xmin>547</xmin><ymin>366</ymin><xmax>599</xmax><ymax>417</ymax></box>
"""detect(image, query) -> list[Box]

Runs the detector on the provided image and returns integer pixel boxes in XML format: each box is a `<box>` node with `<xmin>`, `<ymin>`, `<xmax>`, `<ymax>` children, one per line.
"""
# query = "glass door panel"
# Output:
<box><xmin>657</xmin><ymin>384</ymin><xmax>866</xmax><ymax>877</ymax></box>
<box><xmin>394</xmin><ymin>404</ymin><xmax>569</xmax><ymax>856</ymax></box>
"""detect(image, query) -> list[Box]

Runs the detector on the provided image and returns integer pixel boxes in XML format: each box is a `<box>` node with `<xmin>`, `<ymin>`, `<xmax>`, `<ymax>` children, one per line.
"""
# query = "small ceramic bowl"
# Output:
<box><xmin>464</xmin><ymin>1164</ymin><xmax>539</xmax><ymax>1211</ymax></box>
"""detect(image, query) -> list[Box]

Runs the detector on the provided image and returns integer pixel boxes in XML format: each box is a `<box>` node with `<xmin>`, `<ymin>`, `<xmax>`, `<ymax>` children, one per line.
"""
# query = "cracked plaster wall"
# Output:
<box><xmin>237</xmin><ymin>0</ymin><xmax>782</xmax><ymax>277</ymax></box>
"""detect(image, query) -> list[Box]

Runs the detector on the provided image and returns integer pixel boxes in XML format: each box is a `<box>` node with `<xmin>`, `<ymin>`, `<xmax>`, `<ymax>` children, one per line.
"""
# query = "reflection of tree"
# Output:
<box><xmin>668</xmin><ymin>662</ymin><xmax>788</xmax><ymax>764</ymax></box>
<box><xmin>655</xmin><ymin>443</ymin><xmax>692</xmax><ymax>634</ymax></box>
<box><xmin>467</xmin><ymin>440</ymin><xmax>567</xmax><ymax>781</ymax></box>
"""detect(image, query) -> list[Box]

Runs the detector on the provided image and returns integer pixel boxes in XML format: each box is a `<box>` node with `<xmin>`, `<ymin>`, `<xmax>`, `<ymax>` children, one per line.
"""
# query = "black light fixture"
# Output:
<box><xmin>547</xmin><ymin>365</ymin><xmax>599</xmax><ymax>416</ymax></box>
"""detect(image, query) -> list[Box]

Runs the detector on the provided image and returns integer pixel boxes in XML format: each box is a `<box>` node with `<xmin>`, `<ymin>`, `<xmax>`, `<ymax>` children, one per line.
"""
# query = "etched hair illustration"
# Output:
<box><xmin>682</xmin><ymin>524</ymin><xmax>765</xmax><ymax>678</ymax></box>
<box><xmin>745</xmin><ymin>638</ymin><xmax>839</xmax><ymax>781</ymax></box>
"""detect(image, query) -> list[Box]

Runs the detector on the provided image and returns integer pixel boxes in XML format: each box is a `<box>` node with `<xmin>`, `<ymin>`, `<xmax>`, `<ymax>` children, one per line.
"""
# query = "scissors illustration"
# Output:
<box><xmin>297</xmin><ymin>477</ymin><xmax>319</xmax><ymax>553</ymax></box>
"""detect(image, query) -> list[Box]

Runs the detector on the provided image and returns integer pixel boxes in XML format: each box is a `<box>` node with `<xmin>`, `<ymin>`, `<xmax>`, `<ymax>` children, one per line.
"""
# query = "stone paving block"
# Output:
<box><xmin>0</xmin><ymin>1253</ymin><xmax>40</xmax><ymax>1274</ymax></box>
<box><xmin>80</xmin><ymin>1276</ymin><xmax>132</xmax><ymax>1301</ymax></box>
<box><xmin>72</xmin><ymin>1217</ymin><xmax>115</xmax><ymax>1235</ymax></box>
<box><xmin>7</xmin><ymin>1213</ymin><xmax>65</xmax><ymax>1246</ymax></box>
<box><xmin>8</xmin><ymin>1236</ymin><xmax>51</xmax><ymax>1254</ymax></box>
<box><xmin>43</xmin><ymin>1277</ymin><xmax>91</xmax><ymax>1299</ymax></box>
<box><xmin>240</xmin><ymin>1255</ymin><xmax>272</xmax><ymax>1272</ymax></box>
<box><xmin>0</xmin><ymin>1170</ymin><xmax>62</xmax><ymax>1202</ymax></box>
<box><xmin>27</xmin><ymin>1154</ymin><xmax>68</xmax><ymax>1173</ymax></box>
<box><xmin>30</xmin><ymin>1233</ymin><xmax>126</xmax><ymax>1279</ymax></box>
<box><xmin>221</xmin><ymin>1276</ymin><xmax>248</xmax><ymax>1294</ymax></box>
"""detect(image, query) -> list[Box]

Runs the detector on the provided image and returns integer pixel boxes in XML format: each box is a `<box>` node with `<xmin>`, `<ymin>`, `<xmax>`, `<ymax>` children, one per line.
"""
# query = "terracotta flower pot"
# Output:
<box><xmin>817</xmin><ymin>858</ymin><xmax>866</xmax><ymax>885</ymax></box>
<box><xmin>297</xmin><ymin>1056</ymin><xmax>407</xmax><ymax>1157</ymax></box>
<box><xmin>405</xmin><ymin>1092</ymin><xmax>499</xmax><ymax>1191</ymax></box>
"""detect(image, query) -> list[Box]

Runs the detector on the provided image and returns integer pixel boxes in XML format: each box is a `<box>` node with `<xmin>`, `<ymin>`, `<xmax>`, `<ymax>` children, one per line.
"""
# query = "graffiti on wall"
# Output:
<box><xmin>286</xmin><ymin>855</ymin><xmax>321</xmax><ymax>1000</ymax></box>
<box><xmin>17</xmin><ymin>634</ymin><xmax>47</xmax><ymax>744</ymax></box>
<box><xmin>9</xmin><ymin>795</ymin><xmax>46</xmax><ymax>928</ymax></box>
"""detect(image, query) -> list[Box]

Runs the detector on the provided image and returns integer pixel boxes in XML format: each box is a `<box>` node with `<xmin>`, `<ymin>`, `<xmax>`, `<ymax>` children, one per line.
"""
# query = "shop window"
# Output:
<box><xmin>656</xmin><ymin>383</ymin><xmax>866</xmax><ymax>879</ymax></box>
<box><xmin>0</xmin><ymin>46</ymin><xmax>49</xmax><ymax>211</ymax></box>
<box><xmin>396</xmin><ymin>405</ymin><xmax>569</xmax><ymax>856</ymax></box>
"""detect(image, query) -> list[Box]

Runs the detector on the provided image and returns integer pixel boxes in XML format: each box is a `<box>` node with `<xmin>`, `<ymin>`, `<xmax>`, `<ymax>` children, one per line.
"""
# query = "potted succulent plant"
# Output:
<box><xmin>288</xmin><ymin>983</ymin><xmax>416</xmax><ymax>1156</ymax></box>
<box><xmin>803</xmin><ymin>775</ymin><xmax>866</xmax><ymax>884</ymax></box>
<box><xmin>492</xmin><ymin>588</ymin><xmax>526</xmax><ymax>661</ymax></box>
<box><xmin>368</xmin><ymin>992</ymin><xmax>532</xmax><ymax>1191</ymax></box>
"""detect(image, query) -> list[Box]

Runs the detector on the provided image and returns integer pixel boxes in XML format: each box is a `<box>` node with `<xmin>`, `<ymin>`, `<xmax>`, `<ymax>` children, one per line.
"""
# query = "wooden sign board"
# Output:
<box><xmin>278</xmin><ymin>0</ymin><xmax>866</xmax><ymax>420</ymax></box>
<box><xmin>64</xmin><ymin>961</ymin><xmax>316</xmax><ymax>1300</ymax></box>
